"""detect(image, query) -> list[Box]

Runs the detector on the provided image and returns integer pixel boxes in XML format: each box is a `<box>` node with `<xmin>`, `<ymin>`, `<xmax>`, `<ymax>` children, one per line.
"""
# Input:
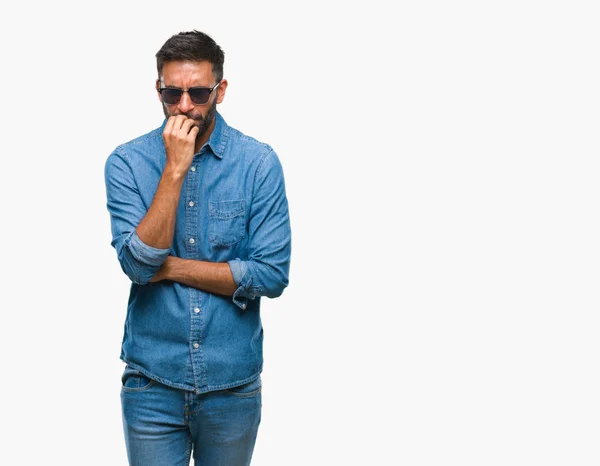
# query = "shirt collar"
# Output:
<box><xmin>205</xmin><ymin>111</ymin><xmax>228</xmax><ymax>159</ymax></box>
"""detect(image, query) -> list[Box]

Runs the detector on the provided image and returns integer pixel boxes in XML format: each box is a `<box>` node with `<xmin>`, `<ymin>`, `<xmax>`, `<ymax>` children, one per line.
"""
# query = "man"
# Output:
<box><xmin>104</xmin><ymin>30</ymin><xmax>291</xmax><ymax>466</ymax></box>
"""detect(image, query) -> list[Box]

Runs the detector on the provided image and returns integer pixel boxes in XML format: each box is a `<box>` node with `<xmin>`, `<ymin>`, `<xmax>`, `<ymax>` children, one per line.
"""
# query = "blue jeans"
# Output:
<box><xmin>121</xmin><ymin>366</ymin><xmax>262</xmax><ymax>466</ymax></box>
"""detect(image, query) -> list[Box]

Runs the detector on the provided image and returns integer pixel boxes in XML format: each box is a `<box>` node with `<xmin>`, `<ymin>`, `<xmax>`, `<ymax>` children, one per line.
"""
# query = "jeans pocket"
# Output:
<box><xmin>208</xmin><ymin>200</ymin><xmax>246</xmax><ymax>247</ymax></box>
<box><xmin>224</xmin><ymin>377</ymin><xmax>262</xmax><ymax>398</ymax></box>
<box><xmin>121</xmin><ymin>365</ymin><xmax>154</xmax><ymax>392</ymax></box>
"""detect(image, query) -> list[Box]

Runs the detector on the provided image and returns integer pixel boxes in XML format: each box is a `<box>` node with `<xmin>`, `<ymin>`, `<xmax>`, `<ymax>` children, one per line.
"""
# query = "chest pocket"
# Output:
<box><xmin>209</xmin><ymin>200</ymin><xmax>246</xmax><ymax>247</ymax></box>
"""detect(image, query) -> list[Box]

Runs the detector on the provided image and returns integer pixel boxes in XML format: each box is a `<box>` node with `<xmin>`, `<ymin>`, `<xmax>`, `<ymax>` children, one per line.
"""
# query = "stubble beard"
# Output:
<box><xmin>162</xmin><ymin>98</ymin><xmax>218</xmax><ymax>139</ymax></box>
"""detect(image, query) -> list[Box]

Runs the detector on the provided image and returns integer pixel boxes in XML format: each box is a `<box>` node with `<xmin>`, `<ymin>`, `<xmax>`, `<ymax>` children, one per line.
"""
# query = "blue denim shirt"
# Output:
<box><xmin>104</xmin><ymin>112</ymin><xmax>291</xmax><ymax>394</ymax></box>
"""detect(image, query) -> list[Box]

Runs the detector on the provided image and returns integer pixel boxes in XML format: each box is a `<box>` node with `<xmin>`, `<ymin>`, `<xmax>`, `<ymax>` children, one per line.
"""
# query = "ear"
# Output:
<box><xmin>156</xmin><ymin>79</ymin><xmax>162</xmax><ymax>102</ymax></box>
<box><xmin>216</xmin><ymin>79</ymin><xmax>228</xmax><ymax>104</ymax></box>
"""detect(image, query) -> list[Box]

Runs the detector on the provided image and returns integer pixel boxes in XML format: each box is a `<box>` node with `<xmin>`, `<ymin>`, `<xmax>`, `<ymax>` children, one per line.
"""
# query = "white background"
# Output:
<box><xmin>1</xmin><ymin>1</ymin><xmax>599</xmax><ymax>464</ymax></box>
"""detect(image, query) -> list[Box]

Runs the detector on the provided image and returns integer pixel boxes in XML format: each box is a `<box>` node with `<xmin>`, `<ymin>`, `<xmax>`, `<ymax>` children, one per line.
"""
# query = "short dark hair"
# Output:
<box><xmin>155</xmin><ymin>30</ymin><xmax>225</xmax><ymax>82</ymax></box>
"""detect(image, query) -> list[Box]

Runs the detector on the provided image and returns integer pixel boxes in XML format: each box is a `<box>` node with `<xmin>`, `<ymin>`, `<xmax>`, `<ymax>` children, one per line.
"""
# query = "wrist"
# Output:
<box><xmin>161</xmin><ymin>256</ymin><xmax>179</xmax><ymax>281</ymax></box>
<box><xmin>162</xmin><ymin>163</ymin><xmax>188</xmax><ymax>182</ymax></box>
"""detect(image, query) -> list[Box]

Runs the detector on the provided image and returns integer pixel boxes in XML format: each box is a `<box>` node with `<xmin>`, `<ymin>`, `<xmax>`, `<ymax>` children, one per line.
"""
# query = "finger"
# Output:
<box><xmin>164</xmin><ymin>115</ymin><xmax>176</xmax><ymax>135</ymax></box>
<box><xmin>168</xmin><ymin>115</ymin><xmax>185</xmax><ymax>134</ymax></box>
<box><xmin>188</xmin><ymin>125</ymin><xmax>200</xmax><ymax>139</ymax></box>
<box><xmin>181</xmin><ymin>118</ymin><xmax>196</xmax><ymax>135</ymax></box>
<box><xmin>173</xmin><ymin>115</ymin><xmax>188</xmax><ymax>131</ymax></box>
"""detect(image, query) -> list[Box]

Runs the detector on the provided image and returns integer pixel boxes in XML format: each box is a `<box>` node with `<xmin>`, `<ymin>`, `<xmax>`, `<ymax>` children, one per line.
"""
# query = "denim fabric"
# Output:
<box><xmin>105</xmin><ymin>112</ymin><xmax>291</xmax><ymax>393</ymax></box>
<box><xmin>121</xmin><ymin>366</ymin><xmax>261</xmax><ymax>466</ymax></box>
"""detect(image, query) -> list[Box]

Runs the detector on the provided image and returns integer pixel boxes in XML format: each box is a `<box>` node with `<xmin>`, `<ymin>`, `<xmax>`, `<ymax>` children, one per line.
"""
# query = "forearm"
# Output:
<box><xmin>154</xmin><ymin>256</ymin><xmax>237</xmax><ymax>296</ymax></box>
<box><xmin>137</xmin><ymin>115</ymin><xmax>200</xmax><ymax>249</ymax></box>
<box><xmin>136</xmin><ymin>166</ymin><xmax>185</xmax><ymax>249</ymax></box>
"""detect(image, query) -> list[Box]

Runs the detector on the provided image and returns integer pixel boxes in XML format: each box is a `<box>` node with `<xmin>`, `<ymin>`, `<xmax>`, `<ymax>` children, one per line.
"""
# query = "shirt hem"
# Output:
<box><xmin>121</xmin><ymin>357</ymin><xmax>263</xmax><ymax>395</ymax></box>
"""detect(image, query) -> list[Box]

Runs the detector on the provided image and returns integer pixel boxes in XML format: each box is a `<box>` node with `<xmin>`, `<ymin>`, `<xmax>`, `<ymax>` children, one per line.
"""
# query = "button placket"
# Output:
<box><xmin>185</xmin><ymin>160</ymin><xmax>204</xmax><ymax>388</ymax></box>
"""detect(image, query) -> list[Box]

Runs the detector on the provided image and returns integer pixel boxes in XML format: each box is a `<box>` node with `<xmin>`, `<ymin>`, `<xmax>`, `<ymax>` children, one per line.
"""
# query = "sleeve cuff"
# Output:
<box><xmin>125</xmin><ymin>230</ymin><xmax>171</xmax><ymax>266</ymax></box>
<box><xmin>228</xmin><ymin>259</ymin><xmax>262</xmax><ymax>310</ymax></box>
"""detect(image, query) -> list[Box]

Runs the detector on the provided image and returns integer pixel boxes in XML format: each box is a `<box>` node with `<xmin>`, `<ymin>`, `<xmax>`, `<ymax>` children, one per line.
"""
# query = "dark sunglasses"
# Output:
<box><xmin>158</xmin><ymin>81</ymin><xmax>221</xmax><ymax>105</ymax></box>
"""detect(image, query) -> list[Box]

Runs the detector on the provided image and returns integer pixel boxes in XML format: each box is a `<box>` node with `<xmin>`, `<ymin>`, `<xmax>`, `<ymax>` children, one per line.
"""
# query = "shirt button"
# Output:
<box><xmin>193</xmin><ymin>342</ymin><xmax>200</xmax><ymax>349</ymax></box>
<box><xmin>190</xmin><ymin>166</ymin><xmax>196</xmax><ymax>172</ymax></box>
<box><xmin>189</xmin><ymin>238</ymin><xmax>195</xmax><ymax>244</ymax></box>
<box><xmin>189</xmin><ymin>201</ymin><xmax>194</xmax><ymax>207</ymax></box>
<box><xmin>194</xmin><ymin>307</ymin><xmax>200</xmax><ymax>314</ymax></box>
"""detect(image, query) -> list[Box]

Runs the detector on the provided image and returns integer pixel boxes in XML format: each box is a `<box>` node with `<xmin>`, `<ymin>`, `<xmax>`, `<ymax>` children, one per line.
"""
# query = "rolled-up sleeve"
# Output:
<box><xmin>228</xmin><ymin>149</ymin><xmax>291</xmax><ymax>309</ymax></box>
<box><xmin>104</xmin><ymin>149</ymin><xmax>170</xmax><ymax>285</ymax></box>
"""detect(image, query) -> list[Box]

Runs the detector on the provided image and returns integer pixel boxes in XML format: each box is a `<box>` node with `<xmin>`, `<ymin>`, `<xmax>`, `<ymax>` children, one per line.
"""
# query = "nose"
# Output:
<box><xmin>177</xmin><ymin>90</ymin><xmax>195</xmax><ymax>113</ymax></box>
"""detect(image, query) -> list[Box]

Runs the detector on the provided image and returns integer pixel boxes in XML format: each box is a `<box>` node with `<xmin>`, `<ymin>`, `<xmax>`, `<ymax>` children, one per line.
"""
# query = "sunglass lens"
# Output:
<box><xmin>161</xmin><ymin>89</ymin><xmax>182</xmax><ymax>105</ymax></box>
<box><xmin>189</xmin><ymin>88</ymin><xmax>211</xmax><ymax>104</ymax></box>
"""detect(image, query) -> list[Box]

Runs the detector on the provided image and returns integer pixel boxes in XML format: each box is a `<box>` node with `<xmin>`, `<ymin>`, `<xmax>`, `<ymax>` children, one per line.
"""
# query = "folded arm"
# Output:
<box><xmin>149</xmin><ymin>257</ymin><xmax>237</xmax><ymax>296</ymax></box>
<box><xmin>150</xmin><ymin>148</ymin><xmax>292</xmax><ymax>309</ymax></box>
<box><xmin>218</xmin><ymin>149</ymin><xmax>291</xmax><ymax>309</ymax></box>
